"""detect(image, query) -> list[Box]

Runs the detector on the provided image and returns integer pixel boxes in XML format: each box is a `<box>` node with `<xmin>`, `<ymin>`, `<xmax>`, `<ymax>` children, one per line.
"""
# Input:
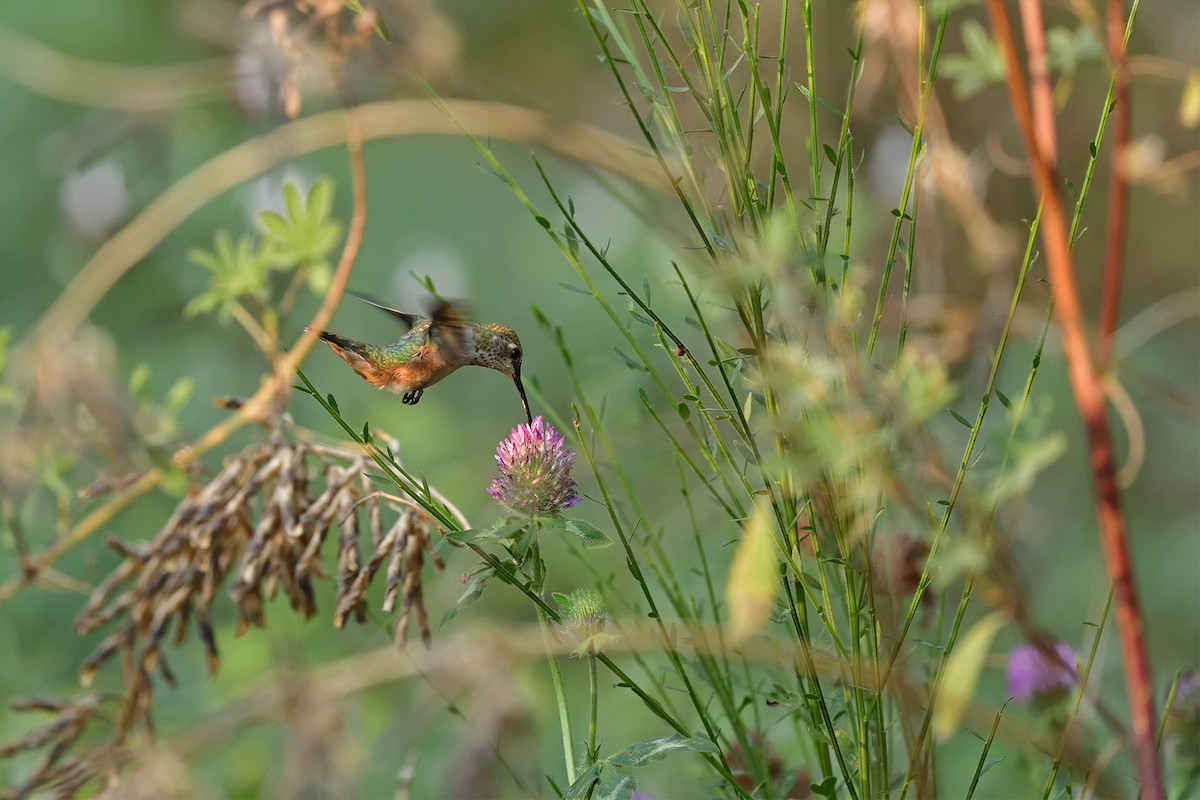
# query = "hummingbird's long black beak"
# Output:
<box><xmin>512</xmin><ymin>365</ymin><xmax>533</xmax><ymax>425</ymax></box>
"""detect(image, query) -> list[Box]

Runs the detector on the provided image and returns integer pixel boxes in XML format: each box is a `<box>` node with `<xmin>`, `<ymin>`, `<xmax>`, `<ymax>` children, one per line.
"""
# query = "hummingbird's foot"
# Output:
<box><xmin>402</xmin><ymin>388</ymin><xmax>423</xmax><ymax>405</ymax></box>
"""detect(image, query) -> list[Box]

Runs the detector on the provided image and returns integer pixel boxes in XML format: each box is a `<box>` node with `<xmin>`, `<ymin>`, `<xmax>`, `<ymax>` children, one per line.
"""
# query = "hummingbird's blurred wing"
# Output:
<box><xmin>428</xmin><ymin>301</ymin><xmax>471</xmax><ymax>362</ymax></box>
<box><xmin>348</xmin><ymin>292</ymin><xmax>420</xmax><ymax>330</ymax></box>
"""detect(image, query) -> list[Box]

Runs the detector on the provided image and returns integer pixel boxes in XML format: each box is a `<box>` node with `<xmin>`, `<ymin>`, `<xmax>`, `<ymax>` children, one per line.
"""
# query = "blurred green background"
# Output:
<box><xmin>0</xmin><ymin>0</ymin><xmax>1196</xmax><ymax>796</ymax></box>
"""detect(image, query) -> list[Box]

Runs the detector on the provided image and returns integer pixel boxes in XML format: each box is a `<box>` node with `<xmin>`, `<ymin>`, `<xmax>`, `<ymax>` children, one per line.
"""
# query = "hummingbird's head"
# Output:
<box><xmin>475</xmin><ymin>324</ymin><xmax>533</xmax><ymax>424</ymax></box>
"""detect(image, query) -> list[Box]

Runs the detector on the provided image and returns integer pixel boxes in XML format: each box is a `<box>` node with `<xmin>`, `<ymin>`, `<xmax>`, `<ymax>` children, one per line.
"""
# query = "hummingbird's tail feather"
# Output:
<box><xmin>314</xmin><ymin>330</ymin><xmax>396</xmax><ymax>390</ymax></box>
<box><xmin>348</xmin><ymin>292</ymin><xmax>420</xmax><ymax>330</ymax></box>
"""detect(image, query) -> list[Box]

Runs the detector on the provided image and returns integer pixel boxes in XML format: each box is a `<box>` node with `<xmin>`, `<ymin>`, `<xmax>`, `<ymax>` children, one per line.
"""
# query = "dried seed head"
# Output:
<box><xmin>13</xmin><ymin>435</ymin><xmax>452</xmax><ymax>794</ymax></box>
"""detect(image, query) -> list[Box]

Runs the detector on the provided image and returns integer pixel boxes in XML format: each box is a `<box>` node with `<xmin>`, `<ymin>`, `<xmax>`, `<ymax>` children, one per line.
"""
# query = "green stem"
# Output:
<box><xmin>587</xmin><ymin>650</ymin><xmax>598</xmax><ymax>764</ymax></box>
<box><xmin>533</xmin><ymin>541</ymin><xmax>577</xmax><ymax>784</ymax></box>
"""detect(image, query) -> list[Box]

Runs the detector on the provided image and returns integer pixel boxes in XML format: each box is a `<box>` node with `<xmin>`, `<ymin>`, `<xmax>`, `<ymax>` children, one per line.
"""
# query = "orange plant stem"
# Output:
<box><xmin>1098</xmin><ymin>0</ymin><xmax>1133</xmax><ymax>367</ymax></box>
<box><xmin>986</xmin><ymin>1</ymin><xmax>1164</xmax><ymax>797</ymax></box>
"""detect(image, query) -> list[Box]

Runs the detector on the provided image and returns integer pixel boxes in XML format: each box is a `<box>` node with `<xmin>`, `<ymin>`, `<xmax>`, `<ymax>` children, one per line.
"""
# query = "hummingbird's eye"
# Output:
<box><xmin>509</xmin><ymin>344</ymin><xmax>522</xmax><ymax>361</ymax></box>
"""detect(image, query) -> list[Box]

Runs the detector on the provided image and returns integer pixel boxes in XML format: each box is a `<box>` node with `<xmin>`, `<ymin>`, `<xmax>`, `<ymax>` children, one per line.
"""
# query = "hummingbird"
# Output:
<box><xmin>312</xmin><ymin>294</ymin><xmax>533</xmax><ymax>424</ymax></box>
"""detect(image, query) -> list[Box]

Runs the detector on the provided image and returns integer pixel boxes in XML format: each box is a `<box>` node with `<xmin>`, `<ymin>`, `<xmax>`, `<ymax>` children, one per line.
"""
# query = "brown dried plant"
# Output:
<box><xmin>2</xmin><ymin>431</ymin><xmax>448</xmax><ymax>798</ymax></box>
<box><xmin>240</xmin><ymin>0</ymin><xmax>386</xmax><ymax>118</ymax></box>
<box><xmin>0</xmin><ymin>4</ymin><xmax>419</xmax><ymax>797</ymax></box>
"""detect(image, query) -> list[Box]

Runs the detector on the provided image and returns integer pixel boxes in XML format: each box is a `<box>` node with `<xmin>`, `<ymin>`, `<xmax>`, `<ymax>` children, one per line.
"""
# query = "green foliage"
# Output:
<box><xmin>186</xmin><ymin>180</ymin><xmax>341</xmax><ymax>319</ymax></box>
<box><xmin>942</xmin><ymin>20</ymin><xmax>1006</xmax><ymax>99</ymax></box>
<box><xmin>127</xmin><ymin>362</ymin><xmax>193</xmax><ymax>446</ymax></box>
<box><xmin>4</xmin><ymin>0</ymin><xmax>1192</xmax><ymax>797</ymax></box>
<box><xmin>258</xmin><ymin>178</ymin><xmax>342</xmax><ymax>292</ymax></box>
<box><xmin>564</xmin><ymin>735</ymin><xmax>721</xmax><ymax>800</ymax></box>
<box><xmin>184</xmin><ymin>230</ymin><xmax>269</xmax><ymax>318</ymax></box>
<box><xmin>943</xmin><ymin>19</ymin><xmax>1103</xmax><ymax>101</ymax></box>
<box><xmin>540</xmin><ymin>517</ymin><xmax>612</xmax><ymax>549</ymax></box>
<box><xmin>1046</xmin><ymin>24</ymin><xmax>1104</xmax><ymax>75</ymax></box>
<box><xmin>933</xmin><ymin>611</ymin><xmax>1008</xmax><ymax>740</ymax></box>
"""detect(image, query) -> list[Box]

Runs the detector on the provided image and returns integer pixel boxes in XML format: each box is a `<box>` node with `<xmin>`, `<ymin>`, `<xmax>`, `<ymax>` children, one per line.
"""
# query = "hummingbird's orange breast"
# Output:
<box><xmin>326</xmin><ymin>339</ymin><xmax>456</xmax><ymax>394</ymax></box>
<box><xmin>378</xmin><ymin>358</ymin><xmax>457</xmax><ymax>394</ymax></box>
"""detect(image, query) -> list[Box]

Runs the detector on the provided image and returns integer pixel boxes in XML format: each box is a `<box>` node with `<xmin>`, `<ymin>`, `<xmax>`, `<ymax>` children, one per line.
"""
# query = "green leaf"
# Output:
<box><xmin>592</xmin><ymin>765</ymin><xmax>637</xmax><ymax>800</ymax></box>
<box><xmin>948</xmin><ymin>408</ymin><xmax>973</xmax><ymax>428</ymax></box>
<box><xmin>564</xmin><ymin>224</ymin><xmax>581</xmax><ymax>259</ymax></box>
<box><xmin>186</xmin><ymin>230</ymin><xmax>269</xmax><ymax>318</ymax></box>
<box><xmin>511</xmin><ymin>523</ymin><xmax>539</xmax><ymax>558</ymax></box>
<box><xmin>306</xmin><ymin>264</ymin><xmax>333</xmax><ymax>295</ymax></box>
<box><xmin>164</xmin><ymin>378</ymin><xmax>194</xmax><ymax>415</ymax></box>
<box><xmin>434</xmin><ymin>528</ymin><xmax>487</xmax><ymax>553</ymax></box>
<box><xmin>810</xmin><ymin>776</ymin><xmax>838</xmax><ymax>797</ymax></box>
<box><xmin>183</xmin><ymin>293</ymin><xmax>219</xmax><ymax>318</ymax></box>
<box><xmin>988</xmin><ymin>432</ymin><xmax>1067</xmax><ymax>505</ymax></box>
<box><xmin>941</xmin><ymin>20</ymin><xmax>1005</xmax><ymax>99</ymax></box>
<box><xmin>1181</xmin><ymin>70</ymin><xmax>1200</xmax><ymax>127</ymax></box>
<box><xmin>128</xmin><ymin>363</ymin><xmax>151</xmax><ymax>397</ymax></box>
<box><xmin>1046</xmin><ymin>24</ymin><xmax>1102</xmax><ymax>73</ymax></box>
<box><xmin>563</xmin><ymin>763</ymin><xmax>604</xmax><ymax>800</ymax></box>
<box><xmin>260</xmin><ymin>178</ymin><xmax>344</xmax><ymax>273</ymax></box>
<box><xmin>800</xmin><ymin>571</ymin><xmax>823</xmax><ymax>592</ymax></box>
<box><xmin>608</xmin><ymin>735</ymin><xmax>720</xmax><ymax>767</ymax></box>
<box><xmin>258</xmin><ymin>210</ymin><xmax>290</xmax><ymax>239</ymax></box>
<box><xmin>308</xmin><ymin>176</ymin><xmax>333</xmax><ymax>220</ymax></box>
<box><xmin>558</xmin><ymin>518</ymin><xmax>614</xmax><ymax>549</ymax></box>
<box><xmin>493</xmin><ymin>518</ymin><xmax>532</xmax><ymax>542</ymax></box>
<box><xmin>726</xmin><ymin>508</ymin><xmax>777</xmax><ymax>643</ymax></box>
<box><xmin>613</xmin><ymin>348</ymin><xmax>647</xmax><ymax>371</ymax></box>
<box><xmin>439</xmin><ymin>572</ymin><xmax>491</xmax><ymax>627</ymax></box>
<box><xmin>436</xmin><ymin>520</ymin><xmax>531</xmax><ymax>554</ymax></box>
<box><xmin>933</xmin><ymin>611</ymin><xmax>1008</xmax><ymax>740</ymax></box>
<box><xmin>558</xmin><ymin>282</ymin><xmax>591</xmax><ymax>295</ymax></box>
<box><xmin>284</xmin><ymin>181</ymin><xmax>304</xmax><ymax>222</ymax></box>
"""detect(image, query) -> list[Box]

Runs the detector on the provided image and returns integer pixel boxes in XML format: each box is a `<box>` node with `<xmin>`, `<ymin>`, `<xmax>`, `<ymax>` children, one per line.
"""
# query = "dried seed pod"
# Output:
<box><xmin>13</xmin><ymin>433</ymin><xmax>457</xmax><ymax>793</ymax></box>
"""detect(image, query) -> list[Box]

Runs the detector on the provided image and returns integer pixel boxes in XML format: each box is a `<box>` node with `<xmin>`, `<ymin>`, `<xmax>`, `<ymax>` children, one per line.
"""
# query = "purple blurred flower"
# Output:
<box><xmin>487</xmin><ymin>416</ymin><xmax>581</xmax><ymax>516</ymax></box>
<box><xmin>1007</xmin><ymin>642</ymin><xmax>1078</xmax><ymax>701</ymax></box>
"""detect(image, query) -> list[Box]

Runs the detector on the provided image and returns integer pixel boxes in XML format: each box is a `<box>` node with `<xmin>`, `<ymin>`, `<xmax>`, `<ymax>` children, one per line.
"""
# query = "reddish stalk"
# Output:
<box><xmin>985</xmin><ymin>1</ymin><xmax>1163</xmax><ymax>797</ymax></box>
<box><xmin>1017</xmin><ymin>0</ymin><xmax>1057</xmax><ymax>163</ymax></box>
<box><xmin>1097</xmin><ymin>0</ymin><xmax>1133</xmax><ymax>368</ymax></box>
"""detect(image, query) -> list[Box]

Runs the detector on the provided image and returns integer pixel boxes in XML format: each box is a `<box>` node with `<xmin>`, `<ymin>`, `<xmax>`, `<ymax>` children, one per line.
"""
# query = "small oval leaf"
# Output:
<box><xmin>933</xmin><ymin>611</ymin><xmax>1008</xmax><ymax>740</ymax></box>
<box><xmin>726</xmin><ymin>508</ymin><xmax>777</xmax><ymax>643</ymax></box>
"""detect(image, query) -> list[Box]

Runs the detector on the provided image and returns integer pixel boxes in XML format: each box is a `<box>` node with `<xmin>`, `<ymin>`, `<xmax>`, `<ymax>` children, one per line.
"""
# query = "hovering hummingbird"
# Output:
<box><xmin>312</xmin><ymin>294</ymin><xmax>532</xmax><ymax>424</ymax></box>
